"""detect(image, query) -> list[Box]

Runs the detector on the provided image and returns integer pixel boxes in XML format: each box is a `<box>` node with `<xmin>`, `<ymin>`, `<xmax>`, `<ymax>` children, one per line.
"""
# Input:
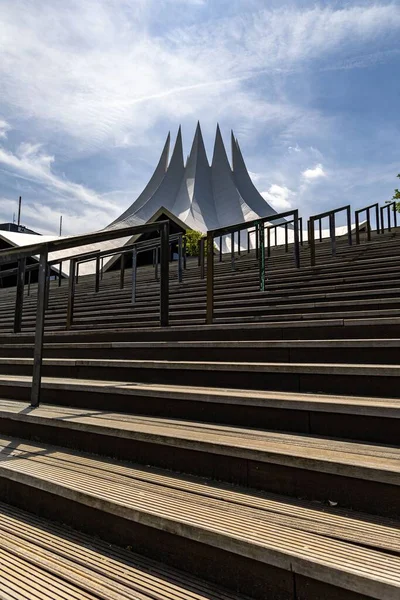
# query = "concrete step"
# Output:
<box><xmin>1</xmin><ymin>357</ymin><xmax>400</xmax><ymax>397</ymax></box>
<box><xmin>0</xmin><ymin>433</ymin><xmax>398</xmax><ymax>599</ymax></box>
<box><xmin>0</xmin><ymin>378</ymin><xmax>398</xmax><ymax>444</ymax></box>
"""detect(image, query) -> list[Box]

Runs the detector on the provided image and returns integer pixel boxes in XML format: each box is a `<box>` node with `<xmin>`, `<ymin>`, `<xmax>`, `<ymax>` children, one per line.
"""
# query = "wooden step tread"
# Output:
<box><xmin>0</xmin><ymin>436</ymin><xmax>398</xmax><ymax>599</ymax></box>
<box><xmin>0</xmin><ymin>401</ymin><xmax>398</xmax><ymax>483</ymax></box>
<box><xmin>1</xmin><ymin>378</ymin><xmax>399</xmax><ymax>417</ymax></box>
<box><xmin>0</xmin><ymin>501</ymin><xmax>246</xmax><ymax>600</ymax></box>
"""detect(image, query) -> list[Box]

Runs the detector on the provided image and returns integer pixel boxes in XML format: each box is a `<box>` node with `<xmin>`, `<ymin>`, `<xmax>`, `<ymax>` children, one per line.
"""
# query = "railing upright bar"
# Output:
<box><xmin>120</xmin><ymin>253</ymin><xmax>125</xmax><ymax>289</ymax></box>
<box><xmin>131</xmin><ymin>247</ymin><xmax>137</xmax><ymax>304</ymax></box>
<box><xmin>346</xmin><ymin>205</ymin><xmax>352</xmax><ymax>246</ymax></box>
<box><xmin>355</xmin><ymin>212</ymin><xmax>360</xmax><ymax>245</ymax></box>
<box><xmin>206</xmin><ymin>231</ymin><xmax>214</xmax><ymax>324</ymax></box>
<box><xmin>58</xmin><ymin>262</ymin><xmax>62</xmax><ymax>286</ymax></box>
<box><xmin>319</xmin><ymin>218</ymin><xmax>322</xmax><ymax>242</ymax></box>
<box><xmin>231</xmin><ymin>232</ymin><xmax>235</xmax><ymax>271</ymax></box>
<box><xmin>259</xmin><ymin>223</ymin><xmax>265</xmax><ymax>291</ymax></box>
<box><xmin>237</xmin><ymin>230</ymin><xmax>241</xmax><ymax>256</ymax></box>
<box><xmin>66</xmin><ymin>258</ymin><xmax>76</xmax><ymax>330</ymax></box>
<box><xmin>366</xmin><ymin>208</ymin><xmax>371</xmax><ymax>241</ymax></box>
<box><xmin>267</xmin><ymin>226</ymin><xmax>271</xmax><ymax>257</ymax></box>
<box><xmin>293</xmin><ymin>210</ymin><xmax>300</xmax><ymax>269</ymax></box>
<box><xmin>14</xmin><ymin>258</ymin><xmax>26</xmax><ymax>333</ymax></box>
<box><xmin>255</xmin><ymin>225</ymin><xmax>259</xmax><ymax>258</ymax></box>
<box><xmin>284</xmin><ymin>223</ymin><xmax>289</xmax><ymax>252</ymax></box>
<box><xmin>200</xmin><ymin>238</ymin><xmax>205</xmax><ymax>279</ymax></box>
<box><xmin>310</xmin><ymin>219</ymin><xmax>316</xmax><ymax>266</ymax></box>
<box><xmin>183</xmin><ymin>236</ymin><xmax>187</xmax><ymax>269</ymax></box>
<box><xmin>247</xmin><ymin>230</ymin><xmax>250</xmax><ymax>253</ymax></box>
<box><xmin>95</xmin><ymin>255</ymin><xmax>100</xmax><ymax>292</ymax></box>
<box><xmin>31</xmin><ymin>247</ymin><xmax>48</xmax><ymax>407</ymax></box>
<box><xmin>178</xmin><ymin>235</ymin><xmax>183</xmax><ymax>283</ymax></box>
<box><xmin>299</xmin><ymin>218</ymin><xmax>303</xmax><ymax>246</ymax></box>
<box><xmin>330</xmin><ymin>213</ymin><xmax>336</xmax><ymax>257</ymax></box>
<box><xmin>101</xmin><ymin>257</ymin><xmax>104</xmax><ymax>280</ymax></box>
<box><xmin>376</xmin><ymin>204</ymin><xmax>380</xmax><ymax>234</ymax></box>
<box><xmin>45</xmin><ymin>265</ymin><xmax>50</xmax><ymax>310</ymax></box>
<box><xmin>159</xmin><ymin>222</ymin><xmax>170</xmax><ymax>327</ymax></box>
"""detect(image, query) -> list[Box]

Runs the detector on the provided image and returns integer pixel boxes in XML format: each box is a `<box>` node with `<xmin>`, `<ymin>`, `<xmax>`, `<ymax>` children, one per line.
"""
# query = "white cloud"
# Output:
<box><xmin>261</xmin><ymin>184</ymin><xmax>295</xmax><ymax>210</ymax></box>
<box><xmin>0</xmin><ymin>119</ymin><xmax>10</xmax><ymax>139</ymax></box>
<box><xmin>302</xmin><ymin>164</ymin><xmax>326</xmax><ymax>180</ymax></box>
<box><xmin>288</xmin><ymin>144</ymin><xmax>301</xmax><ymax>153</ymax></box>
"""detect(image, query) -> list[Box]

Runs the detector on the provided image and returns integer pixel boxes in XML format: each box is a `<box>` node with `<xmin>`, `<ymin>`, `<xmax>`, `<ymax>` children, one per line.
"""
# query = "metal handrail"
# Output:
<box><xmin>308</xmin><ymin>205</ymin><xmax>352</xmax><ymax>266</ymax></box>
<box><xmin>205</xmin><ymin>210</ymin><xmax>300</xmax><ymax>324</ymax></box>
<box><xmin>355</xmin><ymin>203</ymin><xmax>380</xmax><ymax>244</ymax></box>
<box><xmin>380</xmin><ymin>201</ymin><xmax>398</xmax><ymax>233</ymax></box>
<box><xmin>0</xmin><ymin>220</ymin><xmax>171</xmax><ymax>407</ymax></box>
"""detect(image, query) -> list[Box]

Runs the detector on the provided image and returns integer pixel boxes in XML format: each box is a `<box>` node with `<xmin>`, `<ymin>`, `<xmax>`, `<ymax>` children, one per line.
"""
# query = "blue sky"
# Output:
<box><xmin>0</xmin><ymin>0</ymin><xmax>399</xmax><ymax>235</ymax></box>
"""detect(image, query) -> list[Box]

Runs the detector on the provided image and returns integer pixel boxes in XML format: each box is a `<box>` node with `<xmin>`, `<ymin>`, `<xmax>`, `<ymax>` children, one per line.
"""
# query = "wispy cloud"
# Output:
<box><xmin>302</xmin><ymin>164</ymin><xmax>326</xmax><ymax>180</ymax></box>
<box><xmin>0</xmin><ymin>119</ymin><xmax>10</xmax><ymax>139</ymax></box>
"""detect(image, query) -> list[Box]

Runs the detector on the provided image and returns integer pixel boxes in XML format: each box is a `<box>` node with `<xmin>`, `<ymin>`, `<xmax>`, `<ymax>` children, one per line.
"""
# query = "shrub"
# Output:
<box><xmin>184</xmin><ymin>229</ymin><xmax>204</xmax><ymax>256</ymax></box>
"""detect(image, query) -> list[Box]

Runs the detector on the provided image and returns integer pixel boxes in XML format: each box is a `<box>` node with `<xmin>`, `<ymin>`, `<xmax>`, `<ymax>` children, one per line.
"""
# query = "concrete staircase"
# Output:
<box><xmin>0</xmin><ymin>230</ymin><xmax>398</xmax><ymax>599</ymax></box>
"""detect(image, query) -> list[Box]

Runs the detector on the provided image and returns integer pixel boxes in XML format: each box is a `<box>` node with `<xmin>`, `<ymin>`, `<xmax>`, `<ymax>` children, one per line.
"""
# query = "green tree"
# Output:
<box><xmin>388</xmin><ymin>173</ymin><xmax>400</xmax><ymax>212</ymax></box>
<box><xmin>184</xmin><ymin>230</ymin><xmax>203</xmax><ymax>256</ymax></box>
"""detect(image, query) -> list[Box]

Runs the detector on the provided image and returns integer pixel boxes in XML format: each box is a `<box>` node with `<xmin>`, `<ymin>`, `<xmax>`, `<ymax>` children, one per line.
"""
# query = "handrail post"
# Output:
<box><xmin>178</xmin><ymin>234</ymin><xmax>183</xmax><ymax>283</ymax></box>
<box><xmin>66</xmin><ymin>258</ymin><xmax>76</xmax><ymax>330</ymax></box>
<box><xmin>206</xmin><ymin>231</ymin><xmax>214</xmax><ymax>324</ymax></box>
<box><xmin>131</xmin><ymin>246</ymin><xmax>137</xmax><ymax>304</ymax></box>
<box><xmin>160</xmin><ymin>221</ymin><xmax>169</xmax><ymax>327</ymax></box>
<box><xmin>380</xmin><ymin>206</ymin><xmax>385</xmax><ymax>233</ymax></box>
<box><xmin>100</xmin><ymin>257</ymin><xmax>104</xmax><ymax>280</ymax></box>
<box><xmin>355</xmin><ymin>211</ymin><xmax>360</xmax><ymax>244</ymax></box>
<box><xmin>76</xmin><ymin>262</ymin><xmax>80</xmax><ymax>284</ymax></box>
<box><xmin>14</xmin><ymin>257</ymin><xmax>26</xmax><ymax>334</ymax></box>
<box><xmin>293</xmin><ymin>210</ymin><xmax>300</xmax><ymax>269</ymax></box>
<box><xmin>230</xmin><ymin>232</ymin><xmax>235</xmax><ymax>271</ymax></box>
<box><xmin>284</xmin><ymin>222</ymin><xmax>289</xmax><ymax>252</ymax></box>
<box><xmin>387</xmin><ymin>204</ymin><xmax>392</xmax><ymax>232</ymax></box>
<box><xmin>346</xmin><ymin>205</ymin><xmax>352</xmax><ymax>246</ymax></box>
<box><xmin>394</xmin><ymin>203</ymin><xmax>398</xmax><ymax>228</ymax></box>
<box><xmin>255</xmin><ymin>225</ymin><xmax>259</xmax><ymax>258</ymax></box>
<box><xmin>376</xmin><ymin>204</ymin><xmax>380</xmax><ymax>234</ymax></box>
<box><xmin>310</xmin><ymin>218</ymin><xmax>316</xmax><ymax>266</ymax></box>
<box><xmin>120</xmin><ymin>253</ymin><xmax>125</xmax><ymax>289</ymax></box>
<box><xmin>95</xmin><ymin>255</ymin><xmax>100</xmax><ymax>292</ymax></box>
<box><xmin>200</xmin><ymin>238</ymin><xmax>205</xmax><ymax>279</ymax></box>
<box><xmin>45</xmin><ymin>265</ymin><xmax>50</xmax><ymax>310</ymax></box>
<box><xmin>237</xmin><ymin>230</ymin><xmax>241</xmax><ymax>256</ymax></box>
<box><xmin>366</xmin><ymin>208</ymin><xmax>371</xmax><ymax>241</ymax></box>
<box><xmin>247</xmin><ymin>230</ymin><xmax>250</xmax><ymax>253</ymax></box>
<box><xmin>58</xmin><ymin>261</ymin><xmax>62</xmax><ymax>286</ymax></box>
<box><xmin>299</xmin><ymin>218</ymin><xmax>303</xmax><ymax>246</ymax></box>
<box><xmin>267</xmin><ymin>226</ymin><xmax>271</xmax><ymax>257</ymax></box>
<box><xmin>183</xmin><ymin>235</ymin><xmax>187</xmax><ymax>269</ymax></box>
<box><xmin>259</xmin><ymin>223</ymin><xmax>265</xmax><ymax>291</ymax></box>
<box><xmin>329</xmin><ymin>213</ymin><xmax>336</xmax><ymax>256</ymax></box>
<box><xmin>31</xmin><ymin>246</ymin><xmax>48</xmax><ymax>407</ymax></box>
<box><xmin>319</xmin><ymin>218</ymin><xmax>322</xmax><ymax>242</ymax></box>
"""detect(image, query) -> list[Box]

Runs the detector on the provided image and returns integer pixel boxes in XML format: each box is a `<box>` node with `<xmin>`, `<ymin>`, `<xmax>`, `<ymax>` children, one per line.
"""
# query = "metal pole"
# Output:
<box><xmin>58</xmin><ymin>261</ymin><xmax>62</xmax><ymax>287</ymax></box>
<box><xmin>237</xmin><ymin>230</ymin><xmax>241</xmax><ymax>256</ymax></box>
<box><xmin>380</xmin><ymin>206</ymin><xmax>385</xmax><ymax>234</ymax></box>
<box><xmin>155</xmin><ymin>247</ymin><xmax>159</xmax><ymax>281</ymax></box>
<box><xmin>293</xmin><ymin>210</ymin><xmax>300</xmax><ymax>269</ymax></box>
<box><xmin>178</xmin><ymin>234</ymin><xmax>183</xmax><ymax>283</ymax></box>
<box><xmin>120</xmin><ymin>253</ymin><xmax>125</xmax><ymax>289</ymax></box>
<box><xmin>14</xmin><ymin>257</ymin><xmax>26</xmax><ymax>333</ymax></box>
<box><xmin>366</xmin><ymin>208</ymin><xmax>371</xmax><ymax>241</ymax></box>
<box><xmin>231</xmin><ymin>232</ymin><xmax>235</xmax><ymax>271</ymax></box>
<box><xmin>376</xmin><ymin>205</ymin><xmax>380</xmax><ymax>234</ymax></box>
<box><xmin>355</xmin><ymin>212</ymin><xmax>360</xmax><ymax>245</ymax></box>
<box><xmin>31</xmin><ymin>247</ymin><xmax>48</xmax><ymax>407</ymax></box>
<box><xmin>101</xmin><ymin>257</ymin><xmax>104</xmax><ymax>280</ymax></box>
<box><xmin>66</xmin><ymin>259</ymin><xmax>76</xmax><ymax>329</ymax></box>
<box><xmin>346</xmin><ymin>206</ymin><xmax>352</xmax><ymax>246</ymax></box>
<box><xmin>299</xmin><ymin>218</ymin><xmax>303</xmax><ymax>246</ymax></box>
<box><xmin>310</xmin><ymin>219</ymin><xmax>316</xmax><ymax>266</ymax></box>
<box><xmin>319</xmin><ymin>218</ymin><xmax>323</xmax><ymax>242</ymax></box>
<box><xmin>200</xmin><ymin>238</ymin><xmax>205</xmax><ymax>279</ymax></box>
<box><xmin>17</xmin><ymin>196</ymin><xmax>22</xmax><ymax>227</ymax></box>
<box><xmin>45</xmin><ymin>265</ymin><xmax>50</xmax><ymax>310</ymax></box>
<box><xmin>394</xmin><ymin>203</ymin><xmax>398</xmax><ymax>228</ymax></box>
<box><xmin>131</xmin><ymin>247</ymin><xmax>137</xmax><ymax>304</ymax></box>
<box><xmin>59</xmin><ymin>215</ymin><xmax>63</xmax><ymax>236</ymax></box>
<box><xmin>219</xmin><ymin>235</ymin><xmax>223</xmax><ymax>262</ymax></box>
<box><xmin>267</xmin><ymin>226</ymin><xmax>271</xmax><ymax>257</ymax></box>
<box><xmin>330</xmin><ymin>213</ymin><xmax>336</xmax><ymax>257</ymax></box>
<box><xmin>387</xmin><ymin>205</ymin><xmax>392</xmax><ymax>232</ymax></box>
<box><xmin>259</xmin><ymin>223</ymin><xmax>265</xmax><ymax>291</ymax></box>
<box><xmin>95</xmin><ymin>255</ymin><xmax>100</xmax><ymax>292</ymax></box>
<box><xmin>183</xmin><ymin>236</ymin><xmax>187</xmax><ymax>269</ymax></box>
<box><xmin>284</xmin><ymin>223</ymin><xmax>289</xmax><ymax>252</ymax></box>
<box><xmin>247</xmin><ymin>230</ymin><xmax>250</xmax><ymax>253</ymax></box>
<box><xmin>206</xmin><ymin>231</ymin><xmax>214</xmax><ymax>324</ymax></box>
<box><xmin>255</xmin><ymin>225</ymin><xmax>259</xmax><ymax>259</ymax></box>
<box><xmin>160</xmin><ymin>222</ymin><xmax>169</xmax><ymax>327</ymax></box>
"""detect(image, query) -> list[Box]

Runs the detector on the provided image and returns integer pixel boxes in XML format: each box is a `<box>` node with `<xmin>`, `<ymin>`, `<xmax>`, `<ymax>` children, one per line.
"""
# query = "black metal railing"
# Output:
<box><xmin>0</xmin><ymin>220</ymin><xmax>171</xmax><ymax>407</ymax></box>
<box><xmin>205</xmin><ymin>210</ymin><xmax>300</xmax><ymax>324</ymax></box>
<box><xmin>380</xmin><ymin>201</ymin><xmax>398</xmax><ymax>233</ymax></box>
<box><xmin>308</xmin><ymin>205</ymin><xmax>352</xmax><ymax>266</ymax></box>
<box><xmin>355</xmin><ymin>203</ymin><xmax>380</xmax><ymax>244</ymax></box>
